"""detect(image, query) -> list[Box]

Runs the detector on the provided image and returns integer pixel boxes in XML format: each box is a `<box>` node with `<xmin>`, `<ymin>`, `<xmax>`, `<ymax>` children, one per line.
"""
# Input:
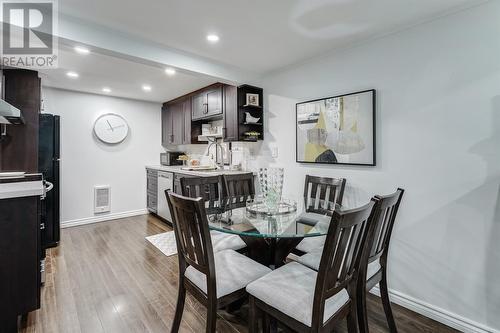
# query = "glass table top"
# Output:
<box><xmin>208</xmin><ymin>199</ymin><xmax>332</xmax><ymax>238</ymax></box>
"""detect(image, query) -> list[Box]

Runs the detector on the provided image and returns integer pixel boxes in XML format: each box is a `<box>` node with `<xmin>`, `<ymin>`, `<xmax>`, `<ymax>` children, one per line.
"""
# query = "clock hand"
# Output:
<box><xmin>112</xmin><ymin>125</ymin><xmax>125</xmax><ymax>129</ymax></box>
<box><xmin>106</xmin><ymin>120</ymin><xmax>114</xmax><ymax>131</ymax></box>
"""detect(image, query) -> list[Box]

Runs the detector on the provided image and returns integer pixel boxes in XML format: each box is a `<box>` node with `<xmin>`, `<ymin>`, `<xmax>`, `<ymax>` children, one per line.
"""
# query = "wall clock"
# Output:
<box><xmin>93</xmin><ymin>113</ymin><xmax>129</xmax><ymax>144</ymax></box>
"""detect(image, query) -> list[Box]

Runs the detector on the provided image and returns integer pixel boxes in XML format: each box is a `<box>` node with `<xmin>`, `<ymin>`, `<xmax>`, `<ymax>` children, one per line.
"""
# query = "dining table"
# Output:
<box><xmin>208</xmin><ymin>197</ymin><xmax>332</xmax><ymax>267</ymax></box>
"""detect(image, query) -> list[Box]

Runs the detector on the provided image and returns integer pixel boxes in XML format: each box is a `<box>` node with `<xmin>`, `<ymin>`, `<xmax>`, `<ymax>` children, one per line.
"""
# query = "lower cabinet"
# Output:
<box><xmin>0</xmin><ymin>196</ymin><xmax>41</xmax><ymax>329</ymax></box>
<box><xmin>146</xmin><ymin>168</ymin><xmax>158</xmax><ymax>213</ymax></box>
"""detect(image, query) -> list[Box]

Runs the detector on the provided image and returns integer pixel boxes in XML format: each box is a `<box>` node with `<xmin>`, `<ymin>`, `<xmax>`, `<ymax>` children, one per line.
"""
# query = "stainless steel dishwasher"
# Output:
<box><xmin>157</xmin><ymin>171</ymin><xmax>173</xmax><ymax>222</ymax></box>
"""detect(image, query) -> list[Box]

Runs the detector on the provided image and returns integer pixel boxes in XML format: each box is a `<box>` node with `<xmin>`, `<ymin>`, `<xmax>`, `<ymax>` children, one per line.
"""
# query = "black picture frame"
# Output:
<box><xmin>295</xmin><ymin>89</ymin><xmax>376</xmax><ymax>166</ymax></box>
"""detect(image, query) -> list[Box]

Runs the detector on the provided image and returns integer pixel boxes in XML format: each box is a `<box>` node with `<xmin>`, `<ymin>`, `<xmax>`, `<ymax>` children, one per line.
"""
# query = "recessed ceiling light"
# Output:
<box><xmin>74</xmin><ymin>46</ymin><xmax>90</xmax><ymax>55</ymax></box>
<box><xmin>165</xmin><ymin>67</ymin><xmax>176</xmax><ymax>76</ymax></box>
<box><xmin>102</xmin><ymin>87</ymin><xmax>111</xmax><ymax>93</ymax></box>
<box><xmin>206</xmin><ymin>34</ymin><xmax>219</xmax><ymax>43</ymax></box>
<box><xmin>142</xmin><ymin>84</ymin><xmax>152</xmax><ymax>92</ymax></box>
<box><xmin>66</xmin><ymin>71</ymin><xmax>79</xmax><ymax>78</ymax></box>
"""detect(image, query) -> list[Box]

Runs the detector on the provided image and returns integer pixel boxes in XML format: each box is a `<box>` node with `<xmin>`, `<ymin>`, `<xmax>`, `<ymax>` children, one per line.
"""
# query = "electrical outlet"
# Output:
<box><xmin>271</xmin><ymin>146</ymin><xmax>279</xmax><ymax>158</ymax></box>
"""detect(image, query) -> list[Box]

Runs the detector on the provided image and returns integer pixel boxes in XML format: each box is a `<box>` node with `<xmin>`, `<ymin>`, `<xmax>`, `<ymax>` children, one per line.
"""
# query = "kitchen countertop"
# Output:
<box><xmin>145</xmin><ymin>165</ymin><xmax>255</xmax><ymax>177</ymax></box>
<box><xmin>0</xmin><ymin>174</ymin><xmax>44</xmax><ymax>200</ymax></box>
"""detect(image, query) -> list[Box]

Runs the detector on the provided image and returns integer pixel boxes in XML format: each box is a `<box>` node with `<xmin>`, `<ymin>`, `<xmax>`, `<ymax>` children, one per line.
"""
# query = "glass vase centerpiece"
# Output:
<box><xmin>258</xmin><ymin>167</ymin><xmax>284</xmax><ymax>213</ymax></box>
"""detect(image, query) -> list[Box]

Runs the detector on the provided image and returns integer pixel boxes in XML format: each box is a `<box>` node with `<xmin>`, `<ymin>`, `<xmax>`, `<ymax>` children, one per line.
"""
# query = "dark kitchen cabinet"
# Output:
<box><xmin>223</xmin><ymin>85</ymin><xmax>238</xmax><ymax>141</ymax></box>
<box><xmin>1</xmin><ymin>69</ymin><xmax>41</xmax><ymax>172</ymax></box>
<box><xmin>171</xmin><ymin>102</ymin><xmax>184</xmax><ymax>145</ymax></box>
<box><xmin>146</xmin><ymin>168</ymin><xmax>158</xmax><ymax>214</ymax></box>
<box><xmin>0</xmin><ymin>176</ymin><xmax>43</xmax><ymax>330</ymax></box>
<box><xmin>162</xmin><ymin>83</ymin><xmax>264</xmax><ymax>145</ymax></box>
<box><xmin>191</xmin><ymin>84</ymin><xmax>222</xmax><ymax>120</ymax></box>
<box><xmin>162</xmin><ymin>97</ymin><xmax>192</xmax><ymax>146</ymax></box>
<box><xmin>161</xmin><ymin>105</ymin><xmax>172</xmax><ymax>146</ymax></box>
<box><xmin>191</xmin><ymin>92</ymin><xmax>205</xmax><ymax>121</ymax></box>
<box><xmin>183</xmin><ymin>98</ymin><xmax>192</xmax><ymax>144</ymax></box>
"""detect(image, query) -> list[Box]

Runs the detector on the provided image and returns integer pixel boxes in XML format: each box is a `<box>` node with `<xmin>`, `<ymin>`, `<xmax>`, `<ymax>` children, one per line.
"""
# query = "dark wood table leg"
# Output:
<box><xmin>273</xmin><ymin>238</ymin><xmax>303</xmax><ymax>267</ymax></box>
<box><xmin>238</xmin><ymin>236</ymin><xmax>304</xmax><ymax>268</ymax></box>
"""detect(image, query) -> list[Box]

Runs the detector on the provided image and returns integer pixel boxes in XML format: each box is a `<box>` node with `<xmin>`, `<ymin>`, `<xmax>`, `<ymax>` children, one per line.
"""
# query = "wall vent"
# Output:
<box><xmin>94</xmin><ymin>185</ymin><xmax>110</xmax><ymax>213</ymax></box>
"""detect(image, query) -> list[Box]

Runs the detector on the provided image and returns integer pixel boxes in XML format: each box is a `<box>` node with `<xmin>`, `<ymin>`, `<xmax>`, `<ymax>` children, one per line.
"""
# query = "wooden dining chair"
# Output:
<box><xmin>304</xmin><ymin>175</ymin><xmax>346</xmax><ymax>215</ymax></box>
<box><xmin>295</xmin><ymin>175</ymin><xmax>347</xmax><ymax>254</ymax></box>
<box><xmin>246</xmin><ymin>200</ymin><xmax>375</xmax><ymax>333</ymax></box>
<box><xmin>166</xmin><ymin>191</ymin><xmax>272</xmax><ymax>333</ymax></box>
<box><xmin>357</xmin><ymin>188</ymin><xmax>404</xmax><ymax>333</ymax></box>
<box><xmin>223</xmin><ymin>173</ymin><xmax>255</xmax><ymax>209</ymax></box>
<box><xmin>180</xmin><ymin>175</ymin><xmax>226</xmax><ymax>215</ymax></box>
<box><xmin>179</xmin><ymin>175</ymin><xmax>246</xmax><ymax>252</ymax></box>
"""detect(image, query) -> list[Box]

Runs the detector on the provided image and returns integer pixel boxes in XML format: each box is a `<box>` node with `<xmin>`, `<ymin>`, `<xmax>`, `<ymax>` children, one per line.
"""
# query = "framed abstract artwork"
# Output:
<box><xmin>296</xmin><ymin>89</ymin><xmax>376</xmax><ymax>166</ymax></box>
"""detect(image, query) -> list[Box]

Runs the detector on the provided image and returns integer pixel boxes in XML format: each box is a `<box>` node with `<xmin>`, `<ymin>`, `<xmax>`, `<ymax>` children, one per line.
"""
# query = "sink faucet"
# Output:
<box><xmin>206</xmin><ymin>138</ymin><xmax>224</xmax><ymax>169</ymax></box>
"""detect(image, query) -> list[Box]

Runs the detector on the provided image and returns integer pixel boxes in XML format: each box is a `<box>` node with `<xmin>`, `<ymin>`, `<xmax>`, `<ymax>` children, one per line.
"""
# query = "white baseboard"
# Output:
<box><xmin>371</xmin><ymin>286</ymin><xmax>499</xmax><ymax>333</ymax></box>
<box><xmin>61</xmin><ymin>209</ymin><xmax>149</xmax><ymax>228</ymax></box>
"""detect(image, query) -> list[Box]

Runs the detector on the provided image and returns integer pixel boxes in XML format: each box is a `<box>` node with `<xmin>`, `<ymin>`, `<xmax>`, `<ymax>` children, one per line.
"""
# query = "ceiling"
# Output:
<box><xmin>39</xmin><ymin>46</ymin><xmax>216</xmax><ymax>103</ymax></box>
<box><xmin>39</xmin><ymin>0</ymin><xmax>486</xmax><ymax>102</ymax></box>
<box><xmin>58</xmin><ymin>0</ymin><xmax>486</xmax><ymax>74</ymax></box>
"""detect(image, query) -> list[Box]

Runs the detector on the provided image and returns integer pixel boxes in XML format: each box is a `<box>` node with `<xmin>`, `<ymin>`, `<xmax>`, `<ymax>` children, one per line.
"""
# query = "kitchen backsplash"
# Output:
<box><xmin>164</xmin><ymin>141</ymin><xmax>270</xmax><ymax>171</ymax></box>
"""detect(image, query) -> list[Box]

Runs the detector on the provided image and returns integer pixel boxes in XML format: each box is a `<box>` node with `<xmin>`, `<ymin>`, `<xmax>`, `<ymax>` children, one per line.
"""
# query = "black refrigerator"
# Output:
<box><xmin>39</xmin><ymin>114</ymin><xmax>60</xmax><ymax>249</ymax></box>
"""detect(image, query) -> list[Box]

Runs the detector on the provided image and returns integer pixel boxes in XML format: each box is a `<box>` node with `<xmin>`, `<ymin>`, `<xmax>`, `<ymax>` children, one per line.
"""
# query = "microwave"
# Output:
<box><xmin>160</xmin><ymin>152</ymin><xmax>185</xmax><ymax>166</ymax></box>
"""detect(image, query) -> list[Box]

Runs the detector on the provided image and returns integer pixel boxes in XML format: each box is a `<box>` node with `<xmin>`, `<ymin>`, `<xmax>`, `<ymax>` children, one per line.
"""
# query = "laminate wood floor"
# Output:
<box><xmin>19</xmin><ymin>214</ymin><xmax>458</xmax><ymax>333</ymax></box>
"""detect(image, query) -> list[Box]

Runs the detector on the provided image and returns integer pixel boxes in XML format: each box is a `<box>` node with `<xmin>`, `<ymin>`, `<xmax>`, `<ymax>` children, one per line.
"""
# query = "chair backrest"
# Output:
<box><xmin>223</xmin><ymin>173</ymin><xmax>255</xmax><ymax>209</ymax></box>
<box><xmin>367</xmin><ymin>188</ymin><xmax>404</xmax><ymax>264</ymax></box>
<box><xmin>165</xmin><ymin>191</ymin><xmax>215</xmax><ymax>279</ymax></box>
<box><xmin>311</xmin><ymin>201</ymin><xmax>374</xmax><ymax>328</ymax></box>
<box><xmin>180</xmin><ymin>175</ymin><xmax>225</xmax><ymax>214</ymax></box>
<box><xmin>303</xmin><ymin>175</ymin><xmax>346</xmax><ymax>215</ymax></box>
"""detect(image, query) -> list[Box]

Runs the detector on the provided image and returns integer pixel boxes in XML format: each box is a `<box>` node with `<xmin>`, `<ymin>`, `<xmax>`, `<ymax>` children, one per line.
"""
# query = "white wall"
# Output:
<box><xmin>42</xmin><ymin>88</ymin><xmax>162</xmax><ymax>224</ymax></box>
<box><xmin>258</xmin><ymin>2</ymin><xmax>500</xmax><ymax>332</ymax></box>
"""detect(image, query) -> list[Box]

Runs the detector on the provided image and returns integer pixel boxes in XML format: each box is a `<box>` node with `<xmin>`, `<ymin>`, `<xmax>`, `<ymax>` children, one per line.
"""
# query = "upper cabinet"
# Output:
<box><xmin>191</xmin><ymin>83</ymin><xmax>222</xmax><ymax>120</ymax></box>
<box><xmin>161</xmin><ymin>82</ymin><xmax>264</xmax><ymax>146</ymax></box>
<box><xmin>161</xmin><ymin>105</ymin><xmax>172</xmax><ymax>146</ymax></box>
<box><xmin>162</xmin><ymin>97</ymin><xmax>191</xmax><ymax>147</ymax></box>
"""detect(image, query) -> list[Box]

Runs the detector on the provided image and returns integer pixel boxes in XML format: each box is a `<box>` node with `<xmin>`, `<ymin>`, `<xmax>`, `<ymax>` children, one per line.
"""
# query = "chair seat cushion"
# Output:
<box><xmin>246</xmin><ymin>262</ymin><xmax>349</xmax><ymax>327</ymax></box>
<box><xmin>297</xmin><ymin>249</ymin><xmax>382</xmax><ymax>280</ymax></box>
<box><xmin>210</xmin><ymin>230</ymin><xmax>246</xmax><ymax>252</ymax></box>
<box><xmin>297</xmin><ymin>250</ymin><xmax>381</xmax><ymax>280</ymax></box>
<box><xmin>295</xmin><ymin>212</ymin><xmax>331</xmax><ymax>253</ymax></box>
<box><xmin>295</xmin><ymin>236</ymin><xmax>326</xmax><ymax>253</ymax></box>
<box><xmin>296</xmin><ymin>248</ymin><xmax>322</xmax><ymax>271</ymax></box>
<box><xmin>185</xmin><ymin>249</ymin><xmax>271</xmax><ymax>299</ymax></box>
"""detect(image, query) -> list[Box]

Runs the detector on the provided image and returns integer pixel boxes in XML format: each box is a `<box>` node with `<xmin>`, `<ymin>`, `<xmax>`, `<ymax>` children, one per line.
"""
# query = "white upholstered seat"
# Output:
<box><xmin>296</xmin><ymin>248</ymin><xmax>323</xmax><ymax>271</ymax></box>
<box><xmin>295</xmin><ymin>235</ymin><xmax>326</xmax><ymax>253</ymax></box>
<box><xmin>295</xmin><ymin>212</ymin><xmax>331</xmax><ymax>253</ymax></box>
<box><xmin>297</xmin><ymin>250</ymin><xmax>381</xmax><ymax>280</ymax></box>
<box><xmin>210</xmin><ymin>230</ymin><xmax>246</xmax><ymax>252</ymax></box>
<box><xmin>246</xmin><ymin>262</ymin><xmax>349</xmax><ymax>327</ymax></box>
<box><xmin>185</xmin><ymin>249</ymin><xmax>271</xmax><ymax>298</ymax></box>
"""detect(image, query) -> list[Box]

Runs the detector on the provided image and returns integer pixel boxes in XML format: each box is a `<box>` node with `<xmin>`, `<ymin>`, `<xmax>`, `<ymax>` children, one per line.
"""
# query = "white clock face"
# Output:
<box><xmin>93</xmin><ymin>113</ymin><xmax>129</xmax><ymax>144</ymax></box>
